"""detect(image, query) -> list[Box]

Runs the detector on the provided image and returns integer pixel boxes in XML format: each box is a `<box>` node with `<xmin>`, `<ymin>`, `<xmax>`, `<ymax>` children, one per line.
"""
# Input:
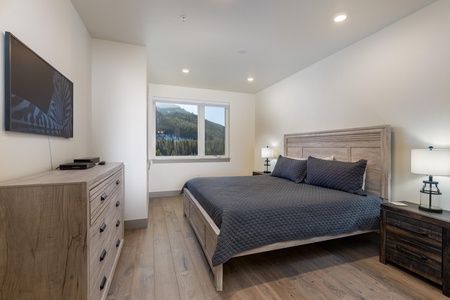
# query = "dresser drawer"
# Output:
<box><xmin>89</xmin><ymin>188</ymin><xmax>121</xmax><ymax>264</ymax></box>
<box><xmin>385</xmin><ymin>211</ymin><xmax>443</xmax><ymax>284</ymax></box>
<box><xmin>109</xmin><ymin>206</ymin><xmax>125</xmax><ymax>265</ymax></box>
<box><xmin>90</xmin><ymin>169</ymin><xmax>123</xmax><ymax>224</ymax></box>
<box><xmin>89</xmin><ymin>247</ymin><xmax>116</xmax><ymax>300</ymax></box>
<box><xmin>89</xmin><ymin>188</ymin><xmax>124</xmax><ymax>299</ymax></box>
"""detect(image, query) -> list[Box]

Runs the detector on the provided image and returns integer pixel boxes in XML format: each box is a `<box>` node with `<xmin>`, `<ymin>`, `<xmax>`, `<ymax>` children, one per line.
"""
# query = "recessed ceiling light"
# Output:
<box><xmin>237</xmin><ymin>48</ymin><xmax>247</xmax><ymax>54</ymax></box>
<box><xmin>334</xmin><ymin>13</ymin><xmax>347</xmax><ymax>23</ymax></box>
<box><xmin>182</xmin><ymin>69</ymin><xmax>189</xmax><ymax>73</ymax></box>
<box><xmin>247</xmin><ymin>77</ymin><xmax>254</xmax><ymax>82</ymax></box>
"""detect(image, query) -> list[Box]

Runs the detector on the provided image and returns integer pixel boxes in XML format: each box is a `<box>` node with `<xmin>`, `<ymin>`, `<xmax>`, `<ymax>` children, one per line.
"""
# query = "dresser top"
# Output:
<box><xmin>0</xmin><ymin>162</ymin><xmax>123</xmax><ymax>188</ymax></box>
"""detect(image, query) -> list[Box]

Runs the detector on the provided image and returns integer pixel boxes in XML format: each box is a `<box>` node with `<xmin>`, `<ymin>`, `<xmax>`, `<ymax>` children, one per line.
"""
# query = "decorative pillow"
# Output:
<box><xmin>271</xmin><ymin>155</ymin><xmax>307</xmax><ymax>183</ymax></box>
<box><xmin>304</xmin><ymin>156</ymin><xmax>367</xmax><ymax>195</ymax></box>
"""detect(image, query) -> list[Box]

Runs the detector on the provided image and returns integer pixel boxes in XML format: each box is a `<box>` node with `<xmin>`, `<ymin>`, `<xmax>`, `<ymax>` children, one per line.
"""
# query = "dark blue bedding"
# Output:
<box><xmin>184</xmin><ymin>175</ymin><xmax>382</xmax><ymax>266</ymax></box>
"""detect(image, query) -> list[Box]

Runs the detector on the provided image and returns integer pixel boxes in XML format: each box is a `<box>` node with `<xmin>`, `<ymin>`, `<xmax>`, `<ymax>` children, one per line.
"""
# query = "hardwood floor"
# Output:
<box><xmin>107</xmin><ymin>196</ymin><xmax>447</xmax><ymax>299</ymax></box>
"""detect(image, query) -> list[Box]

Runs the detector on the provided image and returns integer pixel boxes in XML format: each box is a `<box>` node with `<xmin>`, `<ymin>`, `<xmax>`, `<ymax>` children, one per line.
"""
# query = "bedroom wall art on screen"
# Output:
<box><xmin>4</xmin><ymin>32</ymin><xmax>73</xmax><ymax>138</ymax></box>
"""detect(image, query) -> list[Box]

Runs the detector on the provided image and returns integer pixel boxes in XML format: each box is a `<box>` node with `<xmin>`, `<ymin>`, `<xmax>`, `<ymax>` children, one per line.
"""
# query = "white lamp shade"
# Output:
<box><xmin>411</xmin><ymin>148</ymin><xmax>450</xmax><ymax>176</ymax></box>
<box><xmin>261</xmin><ymin>147</ymin><xmax>275</xmax><ymax>158</ymax></box>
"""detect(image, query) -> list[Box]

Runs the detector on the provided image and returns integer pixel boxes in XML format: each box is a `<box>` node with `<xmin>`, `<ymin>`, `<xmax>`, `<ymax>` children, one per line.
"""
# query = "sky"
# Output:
<box><xmin>179</xmin><ymin>104</ymin><xmax>225</xmax><ymax>126</ymax></box>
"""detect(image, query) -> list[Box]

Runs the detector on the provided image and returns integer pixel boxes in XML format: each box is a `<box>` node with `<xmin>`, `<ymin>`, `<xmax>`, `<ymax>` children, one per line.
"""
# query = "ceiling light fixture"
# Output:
<box><xmin>182</xmin><ymin>69</ymin><xmax>189</xmax><ymax>73</ymax></box>
<box><xmin>237</xmin><ymin>48</ymin><xmax>247</xmax><ymax>54</ymax></box>
<box><xmin>247</xmin><ymin>77</ymin><xmax>254</xmax><ymax>82</ymax></box>
<box><xmin>334</xmin><ymin>13</ymin><xmax>347</xmax><ymax>23</ymax></box>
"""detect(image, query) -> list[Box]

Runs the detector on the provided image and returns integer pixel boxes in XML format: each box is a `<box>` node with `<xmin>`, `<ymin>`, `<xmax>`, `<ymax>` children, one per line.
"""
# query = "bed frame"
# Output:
<box><xmin>183</xmin><ymin>125</ymin><xmax>391</xmax><ymax>291</ymax></box>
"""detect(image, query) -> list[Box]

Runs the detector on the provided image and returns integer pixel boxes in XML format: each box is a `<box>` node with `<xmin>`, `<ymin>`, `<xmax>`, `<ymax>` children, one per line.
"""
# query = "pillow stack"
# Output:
<box><xmin>271</xmin><ymin>155</ymin><xmax>367</xmax><ymax>195</ymax></box>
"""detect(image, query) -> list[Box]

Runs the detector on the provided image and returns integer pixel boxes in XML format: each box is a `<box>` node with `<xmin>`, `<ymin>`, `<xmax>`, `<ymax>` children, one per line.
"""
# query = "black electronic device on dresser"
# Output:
<box><xmin>74</xmin><ymin>157</ymin><xmax>100</xmax><ymax>164</ymax></box>
<box><xmin>59</xmin><ymin>162</ymin><xmax>95</xmax><ymax>170</ymax></box>
<box><xmin>380</xmin><ymin>201</ymin><xmax>450</xmax><ymax>297</ymax></box>
<box><xmin>59</xmin><ymin>157</ymin><xmax>101</xmax><ymax>170</ymax></box>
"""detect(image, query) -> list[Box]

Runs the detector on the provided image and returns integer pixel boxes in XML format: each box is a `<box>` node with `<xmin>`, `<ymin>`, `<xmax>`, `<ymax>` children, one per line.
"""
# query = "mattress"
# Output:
<box><xmin>184</xmin><ymin>175</ymin><xmax>382</xmax><ymax>266</ymax></box>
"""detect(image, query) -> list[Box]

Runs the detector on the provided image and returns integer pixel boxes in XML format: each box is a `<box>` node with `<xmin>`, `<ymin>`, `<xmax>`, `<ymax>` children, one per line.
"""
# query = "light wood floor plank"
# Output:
<box><xmin>108</xmin><ymin>196</ymin><xmax>448</xmax><ymax>300</ymax></box>
<box><xmin>171</xmin><ymin>197</ymin><xmax>223</xmax><ymax>299</ymax></box>
<box><xmin>106</xmin><ymin>229</ymin><xmax>142</xmax><ymax>299</ymax></box>
<box><xmin>153</xmin><ymin>197</ymin><xmax>180</xmax><ymax>300</ymax></box>
<box><xmin>129</xmin><ymin>199</ymin><xmax>155</xmax><ymax>300</ymax></box>
<box><xmin>163</xmin><ymin>197</ymin><xmax>206</xmax><ymax>300</ymax></box>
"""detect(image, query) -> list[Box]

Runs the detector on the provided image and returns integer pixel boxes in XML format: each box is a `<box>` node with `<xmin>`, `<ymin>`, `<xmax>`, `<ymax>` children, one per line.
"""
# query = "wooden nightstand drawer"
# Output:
<box><xmin>385</xmin><ymin>211</ymin><xmax>443</xmax><ymax>284</ymax></box>
<box><xmin>380</xmin><ymin>201</ymin><xmax>450</xmax><ymax>296</ymax></box>
<box><xmin>385</xmin><ymin>236</ymin><xmax>442</xmax><ymax>284</ymax></box>
<box><xmin>385</xmin><ymin>211</ymin><xmax>442</xmax><ymax>248</ymax></box>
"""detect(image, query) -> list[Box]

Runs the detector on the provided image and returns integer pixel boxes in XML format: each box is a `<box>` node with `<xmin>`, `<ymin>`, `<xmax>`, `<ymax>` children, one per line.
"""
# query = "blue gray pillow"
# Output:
<box><xmin>304</xmin><ymin>156</ymin><xmax>367</xmax><ymax>195</ymax></box>
<box><xmin>271</xmin><ymin>155</ymin><xmax>307</xmax><ymax>183</ymax></box>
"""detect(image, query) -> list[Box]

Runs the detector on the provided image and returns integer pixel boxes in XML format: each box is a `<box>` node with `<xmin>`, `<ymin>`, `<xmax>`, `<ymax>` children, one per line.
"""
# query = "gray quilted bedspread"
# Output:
<box><xmin>184</xmin><ymin>175</ymin><xmax>382</xmax><ymax>266</ymax></box>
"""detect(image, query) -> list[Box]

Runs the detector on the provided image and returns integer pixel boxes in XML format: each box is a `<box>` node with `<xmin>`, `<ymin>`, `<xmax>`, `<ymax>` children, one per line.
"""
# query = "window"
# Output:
<box><xmin>152</xmin><ymin>97</ymin><xmax>229</xmax><ymax>162</ymax></box>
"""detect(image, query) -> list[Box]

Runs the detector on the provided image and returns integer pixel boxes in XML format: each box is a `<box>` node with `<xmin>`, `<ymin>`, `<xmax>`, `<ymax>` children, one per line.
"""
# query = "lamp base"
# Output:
<box><xmin>419</xmin><ymin>204</ymin><xmax>443</xmax><ymax>213</ymax></box>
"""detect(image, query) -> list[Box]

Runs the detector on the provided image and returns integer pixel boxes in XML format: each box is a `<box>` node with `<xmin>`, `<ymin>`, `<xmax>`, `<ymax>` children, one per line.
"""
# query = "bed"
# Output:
<box><xmin>183</xmin><ymin>125</ymin><xmax>391</xmax><ymax>291</ymax></box>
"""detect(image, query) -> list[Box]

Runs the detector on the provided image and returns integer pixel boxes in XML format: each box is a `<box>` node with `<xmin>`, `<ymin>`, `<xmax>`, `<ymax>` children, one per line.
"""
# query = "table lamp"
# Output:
<box><xmin>411</xmin><ymin>146</ymin><xmax>450</xmax><ymax>213</ymax></box>
<box><xmin>261</xmin><ymin>146</ymin><xmax>275</xmax><ymax>173</ymax></box>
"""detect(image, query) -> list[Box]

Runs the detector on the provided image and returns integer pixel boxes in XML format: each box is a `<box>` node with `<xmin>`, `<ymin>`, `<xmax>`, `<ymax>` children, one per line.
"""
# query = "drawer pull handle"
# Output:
<box><xmin>116</xmin><ymin>239</ymin><xmax>121</xmax><ymax>247</ymax></box>
<box><xmin>396</xmin><ymin>245</ymin><xmax>428</xmax><ymax>260</ymax></box>
<box><xmin>395</xmin><ymin>223</ymin><xmax>429</xmax><ymax>237</ymax></box>
<box><xmin>100</xmin><ymin>276</ymin><xmax>107</xmax><ymax>290</ymax></box>
<box><xmin>100</xmin><ymin>249</ymin><xmax>107</xmax><ymax>261</ymax></box>
<box><xmin>116</xmin><ymin>179</ymin><xmax>120</xmax><ymax>185</ymax></box>
<box><xmin>101</xmin><ymin>193</ymin><xmax>108</xmax><ymax>201</ymax></box>
<box><xmin>100</xmin><ymin>222</ymin><xmax>107</xmax><ymax>233</ymax></box>
<box><xmin>116</xmin><ymin>220</ymin><xmax>121</xmax><ymax>227</ymax></box>
<box><xmin>116</xmin><ymin>201</ymin><xmax>120</xmax><ymax>207</ymax></box>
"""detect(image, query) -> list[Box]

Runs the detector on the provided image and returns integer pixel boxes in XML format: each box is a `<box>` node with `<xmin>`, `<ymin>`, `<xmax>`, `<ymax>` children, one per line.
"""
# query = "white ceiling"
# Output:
<box><xmin>70</xmin><ymin>0</ymin><xmax>436</xmax><ymax>94</ymax></box>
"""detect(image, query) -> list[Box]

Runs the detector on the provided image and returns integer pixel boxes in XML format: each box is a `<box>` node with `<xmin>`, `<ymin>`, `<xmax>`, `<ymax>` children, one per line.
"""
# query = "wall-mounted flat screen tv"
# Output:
<box><xmin>4</xmin><ymin>32</ymin><xmax>73</xmax><ymax>138</ymax></box>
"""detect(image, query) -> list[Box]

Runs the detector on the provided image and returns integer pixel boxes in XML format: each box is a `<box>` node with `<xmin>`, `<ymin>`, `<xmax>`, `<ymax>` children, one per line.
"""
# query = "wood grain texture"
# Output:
<box><xmin>381</xmin><ymin>201</ymin><xmax>450</xmax><ymax>297</ymax></box>
<box><xmin>285</xmin><ymin>125</ymin><xmax>391</xmax><ymax>200</ymax></box>
<box><xmin>0</xmin><ymin>184</ymin><xmax>88</xmax><ymax>300</ymax></box>
<box><xmin>0</xmin><ymin>163</ymin><xmax>124</xmax><ymax>300</ymax></box>
<box><xmin>107</xmin><ymin>196</ymin><xmax>447</xmax><ymax>300</ymax></box>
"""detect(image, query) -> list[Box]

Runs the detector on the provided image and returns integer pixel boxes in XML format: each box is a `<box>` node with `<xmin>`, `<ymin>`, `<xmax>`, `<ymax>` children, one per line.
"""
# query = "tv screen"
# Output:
<box><xmin>4</xmin><ymin>32</ymin><xmax>73</xmax><ymax>138</ymax></box>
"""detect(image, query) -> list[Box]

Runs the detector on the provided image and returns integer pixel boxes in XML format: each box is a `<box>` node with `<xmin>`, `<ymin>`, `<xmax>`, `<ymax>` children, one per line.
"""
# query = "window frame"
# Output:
<box><xmin>151</xmin><ymin>97</ymin><xmax>230</xmax><ymax>163</ymax></box>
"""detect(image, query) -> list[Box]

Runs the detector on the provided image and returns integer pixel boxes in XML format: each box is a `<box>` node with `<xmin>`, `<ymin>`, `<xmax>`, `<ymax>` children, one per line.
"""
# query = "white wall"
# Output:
<box><xmin>0</xmin><ymin>0</ymin><xmax>92</xmax><ymax>182</ymax></box>
<box><xmin>148</xmin><ymin>84</ymin><xmax>255</xmax><ymax>192</ymax></box>
<box><xmin>255</xmin><ymin>0</ymin><xmax>450</xmax><ymax>209</ymax></box>
<box><xmin>92</xmin><ymin>39</ymin><xmax>148</xmax><ymax>224</ymax></box>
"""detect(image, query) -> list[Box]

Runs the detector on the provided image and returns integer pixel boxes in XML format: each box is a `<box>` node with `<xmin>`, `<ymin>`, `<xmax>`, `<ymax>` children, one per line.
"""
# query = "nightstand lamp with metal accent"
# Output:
<box><xmin>411</xmin><ymin>146</ymin><xmax>450</xmax><ymax>213</ymax></box>
<box><xmin>261</xmin><ymin>146</ymin><xmax>275</xmax><ymax>173</ymax></box>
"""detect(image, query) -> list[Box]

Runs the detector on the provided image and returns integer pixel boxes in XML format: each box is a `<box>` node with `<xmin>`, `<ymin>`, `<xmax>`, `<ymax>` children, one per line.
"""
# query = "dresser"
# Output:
<box><xmin>380</xmin><ymin>201</ymin><xmax>450</xmax><ymax>296</ymax></box>
<box><xmin>0</xmin><ymin>163</ymin><xmax>124</xmax><ymax>300</ymax></box>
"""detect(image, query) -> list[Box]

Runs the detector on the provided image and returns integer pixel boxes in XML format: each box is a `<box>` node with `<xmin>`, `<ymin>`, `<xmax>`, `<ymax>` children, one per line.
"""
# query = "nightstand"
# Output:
<box><xmin>380</xmin><ymin>201</ymin><xmax>450</xmax><ymax>296</ymax></box>
<box><xmin>253</xmin><ymin>171</ymin><xmax>270</xmax><ymax>175</ymax></box>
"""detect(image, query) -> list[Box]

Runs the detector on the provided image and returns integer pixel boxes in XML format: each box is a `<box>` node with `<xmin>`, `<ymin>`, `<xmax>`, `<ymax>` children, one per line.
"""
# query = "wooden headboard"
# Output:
<box><xmin>284</xmin><ymin>125</ymin><xmax>391</xmax><ymax>200</ymax></box>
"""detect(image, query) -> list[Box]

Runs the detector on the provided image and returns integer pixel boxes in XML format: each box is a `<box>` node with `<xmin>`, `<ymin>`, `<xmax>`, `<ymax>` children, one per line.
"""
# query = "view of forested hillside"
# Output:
<box><xmin>155</xmin><ymin>104</ymin><xmax>225</xmax><ymax>156</ymax></box>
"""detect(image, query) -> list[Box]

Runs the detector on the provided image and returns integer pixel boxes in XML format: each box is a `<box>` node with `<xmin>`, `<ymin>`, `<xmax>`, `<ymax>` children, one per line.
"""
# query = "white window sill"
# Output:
<box><xmin>151</xmin><ymin>157</ymin><xmax>230</xmax><ymax>164</ymax></box>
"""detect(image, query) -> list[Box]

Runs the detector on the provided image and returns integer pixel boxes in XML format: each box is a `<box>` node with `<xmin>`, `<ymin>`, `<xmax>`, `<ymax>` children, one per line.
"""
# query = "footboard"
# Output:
<box><xmin>183</xmin><ymin>188</ymin><xmax>224</xmax><ymax>291</ymax></box>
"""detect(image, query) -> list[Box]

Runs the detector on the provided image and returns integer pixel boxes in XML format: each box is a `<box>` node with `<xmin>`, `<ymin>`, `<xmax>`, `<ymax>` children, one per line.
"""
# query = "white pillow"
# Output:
<box><xmin>286</xmin><ymin>155</ymin><xmax>334</xmax><ymax>161</ymax></box>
